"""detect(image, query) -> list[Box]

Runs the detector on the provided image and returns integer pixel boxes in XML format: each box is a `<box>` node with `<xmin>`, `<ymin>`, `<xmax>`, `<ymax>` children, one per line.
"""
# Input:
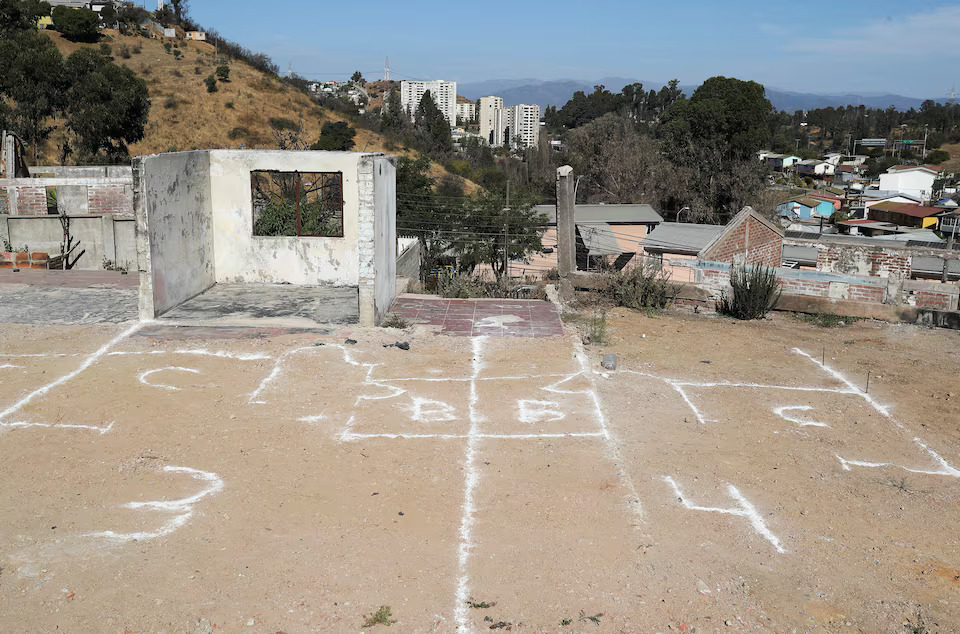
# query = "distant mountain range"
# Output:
<box><xmin>457</xmin><ymin>78</ymin><xmax>933</xmax><ymax>112</ymax></box>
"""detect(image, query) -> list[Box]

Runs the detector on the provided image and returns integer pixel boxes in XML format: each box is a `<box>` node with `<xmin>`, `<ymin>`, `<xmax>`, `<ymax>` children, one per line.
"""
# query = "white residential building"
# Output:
<box><xmin>400</xmin><ymin>80</ymin><xmax>457</xmax><ymax>126</ymax></box>
<box><xmin>479</xmin><ymin>96</ymin><xmax>506</xmax><ymax>147</ymax></box>
<box><xmin>507</xmin><ymin>104</ymin><xmax>541</xmax><ymax>149</ymax></box>
<box><xmin>456</xmin><ymin>100</ymin><xmax>476</xmax><ymax>123</ymax></box>
<box><xmin>878</xmin><ymin>165</ymin><xmax>941</xmax><ymax>202</ymax></box>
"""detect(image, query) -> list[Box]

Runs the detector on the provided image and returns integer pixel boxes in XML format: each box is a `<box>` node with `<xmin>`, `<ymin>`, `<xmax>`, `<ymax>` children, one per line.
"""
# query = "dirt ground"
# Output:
<box><xmin>1</xmin><ymin>309</ymin><xmax>959</xmax><ymax>633</ymax></box>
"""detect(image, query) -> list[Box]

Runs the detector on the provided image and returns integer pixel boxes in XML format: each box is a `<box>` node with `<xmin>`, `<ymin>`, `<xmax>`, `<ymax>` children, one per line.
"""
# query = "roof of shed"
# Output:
<box><xmin>533</xmin><ymin>204</ymin><xmax>663</xmax><ymax>225</ymax></box>
<box><xmin>639</xmin><ymin>222</ymin><xmax>724</xmax><ymax>255</ymax></box>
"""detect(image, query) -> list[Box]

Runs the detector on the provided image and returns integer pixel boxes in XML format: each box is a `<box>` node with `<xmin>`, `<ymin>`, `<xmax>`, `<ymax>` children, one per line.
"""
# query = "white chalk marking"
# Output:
<box><xmin>516</xmin><ymin>399</ymin><xmax>564</xmax><ymax>424</ymax></box>
<box><xmin>1</xmin><ymin>420</ymin><xmax>114</xmax><ymax>434</ymax></box>
<box><xmin>0</xmin><ymin>322</ymin><xmax>142</xmax><ymax>425</ymax></box>
<box><xmin>796</xmin><ymin>348</ymin><xmax>960</xmax><ymax>478</ymax></box>
<box><xmin>773</xmin><ymin>405</ymin><xmax>830</xmax><ymax>428</ymax></box>
<box><xmin>0</xmin><ymin>353</ymin><xmax>79</xmax><ymax>358</ymax></box>
<box><xmin>661</xmin><ymin>476</ymin><xmax>786</xmax><ymax>554</ymax></box>
<box><xmin>138</xmin><ymin>366</ymin><xmax>201</xmax><ymax>391</ymax></box>
<box><xmin>173</xmin><ymin>349</ymin><xmax>271</xmax><ymax>360</ymax></box>
<box><xmin>298</xmin><ymin>414</ymin><xmax>326</xmax><ymax>423</ymax></box>
<box><xmin>453</xmin><ymin>336</ymin><xmax>486</xmax><ymax>632</ymax></box>
<box><xmin>0</xmin><ymin>363</ymin><xmax>24</xmax><ymax>369</ymax></box>
<box><xmin>85</xmin><ymin>466</ymin><xmax>223</xmax><ymax>542</ymax></box>
<box><xmin>407</xmin><ymin>396</ymin><xmax>458</xmax><ymax>423</ymax></box>
<box><xmin>341</xmin><ymin>431</ymin><xmax>606</xmax><ymax>441</ymax></box>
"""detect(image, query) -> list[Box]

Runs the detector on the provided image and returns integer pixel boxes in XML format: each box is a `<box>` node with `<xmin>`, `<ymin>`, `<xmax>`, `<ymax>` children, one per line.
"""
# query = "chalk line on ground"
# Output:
<box><xmin>138</xmin><ymin>366</ymin><xmax>202</xmax><ymax>391</ymax></box>
<box><xmin>85</xmin><ymin>466</ymin><xmax>224</xmax><ymax>542</ymax></box>
<box><xmin>661</xmin><ymin>475</ymin><xmax>786</xmax><ymax>554</ymax></box>
<box><xmin>773</xmin><ymin>405</ymin><xmax>830</xmax><ymax>428</ymax></box>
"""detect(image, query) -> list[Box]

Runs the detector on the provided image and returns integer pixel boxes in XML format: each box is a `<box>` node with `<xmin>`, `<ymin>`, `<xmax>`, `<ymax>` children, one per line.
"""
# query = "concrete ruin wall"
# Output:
<box><xmin>134</xmin><ymin>151</ymin><xmax>215</xmax><ymax>318</ymax></box>
<box><xmin>1</xmin><ymin>170</ymin><xmax>134</xmax><ymax>217</ymax></box>
<box><xmin>209</xmin><ymin>150</ymin><xmax>364</xmax><ymax>287</ymax></box>
<box><xmin>701</xmin><ymin>213</ymin><xmax>782</xmax><ymax>268</ymax></box>
<box><xmin>370</xmin><ymin>155</ymin><xmax>397</xmax><ymax>325</ymax></box>
<box><xmin>0</xmin><ymin>214</ymin><xmax>136</xmax><ymax>271</ymax></box>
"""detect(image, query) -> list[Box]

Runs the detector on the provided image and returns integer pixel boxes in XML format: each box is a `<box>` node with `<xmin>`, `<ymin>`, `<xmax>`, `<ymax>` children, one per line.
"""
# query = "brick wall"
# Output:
<box><xmin>87</xmin><ymin>184</ymin><xmax>132</xmax><ymax>216</ymax></box>
<box><xmin>0</xmin><ymin>251</ymin><xmax>49</xmax><ymax>269</ymax></box>
<box><xmin>7</xmin><ymin>186</ymin><xmax>48</xmax><ymax>215</ymax></box>
<box><xmin>815</xmin><ymin>245</ymin><xmax>911</xmax><ymax>279</ymax></box>
<box><xmin>701</xmin><ymin>214</ymin><xmax>782</xmax><ymax>268</ymax></box>
<box><xmin>694</xmin><ymin>262</ymin><xmax>887</xmax><ymax>304</ymax></box>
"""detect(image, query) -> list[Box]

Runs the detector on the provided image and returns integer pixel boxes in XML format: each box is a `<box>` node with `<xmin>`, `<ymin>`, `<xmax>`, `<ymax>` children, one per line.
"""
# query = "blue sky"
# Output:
<box><xmin>183</xmin><ymin>0</ymin><xmax>960</xmax><ymax>97</ymax></box>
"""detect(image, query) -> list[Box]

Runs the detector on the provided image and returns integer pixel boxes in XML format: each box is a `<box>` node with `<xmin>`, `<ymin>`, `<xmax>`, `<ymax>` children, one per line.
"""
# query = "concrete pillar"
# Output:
<box><xmin>0</xmin><ymin>214</ymin><xmax>9</xmax><ymax>249</ymax></box>
<box><xmin>556</xmin><ymin>165</ymin><xmax>575</xmax><ymax>278</ymax></box>
<box><xmin>132</xmin><ymin>157</ymin><xmax>155</xmax><ymax>320</ymax></box>
<box><xmin>357</xmin><ymin>155</ymin><xmax>377</xmax><ymax>327</ymax></box>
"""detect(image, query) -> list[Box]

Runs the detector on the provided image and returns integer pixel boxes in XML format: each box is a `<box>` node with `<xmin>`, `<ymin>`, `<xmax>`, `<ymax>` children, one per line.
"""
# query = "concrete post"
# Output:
<box><xmin>132</xmin><ymin>157</ymin><xmax>155</xmax><ymax>320</ymax></box>
<box><xmin>556</xmin><ymin>165</ymin><xmax>575</xmax><ymax>278</ymax></box>
<box><xmin>0</xmin><ymin>215</ymin><xmax>9</xmax><ymax>248</ymax></box>
<box><xmin>356</xmin><ymin>155</ymin><xmax>377</xmax><ymax>327</ymax></box>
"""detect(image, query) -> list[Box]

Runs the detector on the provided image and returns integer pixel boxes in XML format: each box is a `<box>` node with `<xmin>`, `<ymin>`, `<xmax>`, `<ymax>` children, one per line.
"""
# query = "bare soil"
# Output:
<box><xmin>0</xmin><ymin>311</ymin><xmax>958</xmax><ymax>632</ymax></box>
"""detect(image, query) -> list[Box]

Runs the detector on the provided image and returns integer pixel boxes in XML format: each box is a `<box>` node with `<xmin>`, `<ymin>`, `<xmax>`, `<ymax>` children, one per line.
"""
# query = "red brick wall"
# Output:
<box><xmin>87</xmin><ymin>184</ymin><xmax>132</xmax><ymax>215</ymax></box>
<box><xmin>8</xmin><ymin>186</ymin><xmax>48</xmax><ymax>215</ymax></box>
<box><xmin>701</xmin><ymin>215</ymin><xmax>782</xmax><ymax>268</ymax></box>
<box><xmin>910</xmin><ymin>290</ymin><xmax>954</xmax><ymax>310</ymax></box>
<box><xmin>0</xmin><ymin>252</ymin><xmax>49</xmax><ymax>269</ymax></box>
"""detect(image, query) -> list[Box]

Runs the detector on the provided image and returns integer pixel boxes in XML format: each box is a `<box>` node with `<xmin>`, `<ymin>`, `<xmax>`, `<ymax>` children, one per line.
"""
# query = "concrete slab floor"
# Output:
<box><xmin>0</xmin><ymin>285</ymin><xmax>137</xmax><ymax>324</ymax></box>
<box><xmin>159</xmin><ymin>283</ymin><xmax>360</xmax><ymax>328</ymax></box>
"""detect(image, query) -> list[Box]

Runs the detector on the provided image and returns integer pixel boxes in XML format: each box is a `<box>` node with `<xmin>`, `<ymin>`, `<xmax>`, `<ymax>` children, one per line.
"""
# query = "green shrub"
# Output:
<box><xmin>99</xmin><ymin>43</ymin><xmax>112</xmax><ymax>57</ymax></box>
<box><xmin>606</xmin><ymin>258</ymin><xmax>678</xmax><ymax>310</ymax></box>
<box><xmin>132</xmin><ymin>43</ymin><xmax>142</xmax><ymax>54</ymax></box>
<box><xmin>116</xmin><ymin>43</ymin><xmax>131</xmax><ymax>58</ymax></box>
<box><xmin>927</xmin><ymin>149</ymin><xmax>950</xmax><ymax>165</ymax></box>
<box><xmin>163</xmin><ymin>42</ymin><xmax>172</xmax><ymax>53</ymax></box>
<box><xmin>205</xmin><ymin>74</ymin><xmax>218</xmax><ymax>93</ymax></box>
<box><xmin>173</xmin><ymin>49</ymin><xmax>182</xmax><ymax>60</ymax></box>
<box><xmin>717</xmin><ymin>265</ymin><xmax>781</xmax><ymax>320</ymax></box>
<box><xmin>51</xmin><ymin>6</ymin><xmax>101</xmax><ymax>42</ymax></box>
<box><xmin>163</xmin><ymin>95</ymin><xmax>177</xmax><ymax>109</ymax></box>
<box><xmin>225</xmin><ymin>101</ymin><xmax>234</xmax><ymax>109</ymax></box>
<box><xmin>215</xmin><ymin>65</ymin><xmax>230</xmax><ymax>82</ymax></box>
<box><xmin>227</xmin><ymin>126</ymin><xmax>250</xmax><ymax>140</ymax></box>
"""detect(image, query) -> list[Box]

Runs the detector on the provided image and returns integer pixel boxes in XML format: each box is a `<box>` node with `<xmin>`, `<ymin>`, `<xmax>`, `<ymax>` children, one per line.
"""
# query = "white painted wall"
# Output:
<box><xmin>879</xmin><ymin>169</ymin><xmax>937</xmax><ymax>202</ymax></box>
<box><xmin>209</xmin><ymin>150</ymin><xmax>364</xmax><ymax>286</ymax></box>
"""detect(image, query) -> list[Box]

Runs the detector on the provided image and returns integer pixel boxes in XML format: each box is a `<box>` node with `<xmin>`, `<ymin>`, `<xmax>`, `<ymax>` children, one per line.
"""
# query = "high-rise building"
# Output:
<box><xmin>507</xmin><ymin>104</ymin><xmax>541</xmax><ymax>149</ymax></box>
<box><xmin>479</xmin><ymin>96</ymin><xmax>506</xmax><ymax>147</ymax></box>
<box><xmin>455</xmin><ymin>97</ymin><xmax>476</xmax><ymax>124</ymax></box>
<box><xmin>400</xmin><ymin>80</ymin><xmax>457</xmax><ymax>126</ymax></box>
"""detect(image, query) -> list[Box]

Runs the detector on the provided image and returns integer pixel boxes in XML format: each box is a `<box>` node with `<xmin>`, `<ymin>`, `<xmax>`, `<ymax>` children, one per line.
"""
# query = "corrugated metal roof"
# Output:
<box><xmin>533</xmin><ymin>204</ymin><xmax>663</xmax><ymax>225</ymax></box>
<box><xmin>640</xmin><ymin>222</ymin><xmax>724</xmax><ymax>255</ymax></box>
<box><xmin>782</xmin><ymin>245</ymin><xmax>818</xmax><ymax>266</ymax></box>
<box><xmin>912</xmin><ymin>256</ymin><xmax>960</xmax><ymax>276</ymax></box>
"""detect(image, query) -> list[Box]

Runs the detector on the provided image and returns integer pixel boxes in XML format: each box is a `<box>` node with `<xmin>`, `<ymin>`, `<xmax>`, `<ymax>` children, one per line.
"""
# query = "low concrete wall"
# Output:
<box><xmin>396</xmin><ymin>238</ymin><xmax>421</xmax><ymax>281</ymax></box>
<box><xmin>0</xmin><ymin>214</ymin><xmax>135</xmax><ymax>270</ymax></box>
<box><xmin>135</xmin><ymin>151</ymin><xmax>215</xmax><ymax>317</ymax></box>
<box><xmin>0</xmin><ymin>176</ymin><xmax>133</xmax><ymax>216</ymax></box>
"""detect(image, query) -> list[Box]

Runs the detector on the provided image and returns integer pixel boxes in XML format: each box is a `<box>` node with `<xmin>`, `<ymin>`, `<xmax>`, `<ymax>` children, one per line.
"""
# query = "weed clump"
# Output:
<box><xmin>361</xmin><ymin>606</ymin><xmax>397</xmax><ymax>628</ymax></box>
<box><xmin>717</xmin><ymin>265</ymin><xmax>781</xmax><ymax>320</ymax></box>
<box><xmin>605</xmin><ymin>259</ymin><xmax>678</xmax><ymax>310</ymax></box>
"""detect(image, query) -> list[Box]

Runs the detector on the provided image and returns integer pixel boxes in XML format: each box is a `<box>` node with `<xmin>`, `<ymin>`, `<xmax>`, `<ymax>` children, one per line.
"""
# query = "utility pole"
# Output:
<box><xmin>502</xmin><ymin>180</ymin><xmax>510</xmax><ymax>279</ymax></box>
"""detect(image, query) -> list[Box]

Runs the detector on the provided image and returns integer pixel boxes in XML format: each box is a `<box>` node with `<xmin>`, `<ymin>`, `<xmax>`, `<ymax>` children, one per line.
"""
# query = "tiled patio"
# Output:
<box><xmin>389</xmin><ymin>295</ymin><xmax>564</xmax><ymax>337</ymax></box>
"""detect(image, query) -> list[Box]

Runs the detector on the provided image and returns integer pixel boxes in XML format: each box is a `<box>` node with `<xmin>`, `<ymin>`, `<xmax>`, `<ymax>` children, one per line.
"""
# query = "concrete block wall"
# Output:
<box><xmin>694</xmin><ymin>261</ymin><xmax>887</xmax><ymax>305</ymax></box>
<box><xmin>814</xmin><ymin>245</ymin><xmax>911</xmax><ymax>279</ymax></box>
<box><xmin>902</xmin><ymin>280</ymin><xmax>960</xmax><ymax>311</ymax></box>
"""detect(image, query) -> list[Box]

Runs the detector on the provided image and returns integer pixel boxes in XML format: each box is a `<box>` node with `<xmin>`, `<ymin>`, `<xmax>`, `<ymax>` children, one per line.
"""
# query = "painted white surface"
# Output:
<box><xmin>372</xmin><ymin>156</ymin><xmax>397</xmax><ymax>324</ymax></box>
<box><xmin>209</xmin><ymin>150</ymin><xmax>367</xmax><ymax>286</ymax></box>
<box><xmin>879</xmin><ymin>169</ymin><xmax>936</xmax><ymax>202</ymax></box>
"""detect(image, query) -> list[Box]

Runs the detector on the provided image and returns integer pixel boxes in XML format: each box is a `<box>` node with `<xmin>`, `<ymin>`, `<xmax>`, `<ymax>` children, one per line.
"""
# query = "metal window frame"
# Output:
<box><xmin>250</xmin><ymin>169</ymin><xmax>345</xmax><ymax>238</ymax></box>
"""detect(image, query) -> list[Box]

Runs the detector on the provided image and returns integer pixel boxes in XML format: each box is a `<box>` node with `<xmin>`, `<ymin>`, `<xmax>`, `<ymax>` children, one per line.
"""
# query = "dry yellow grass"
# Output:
<box><xmin>938</xmin><ymin>142</ymin><xmax>960</xmax><ymax>173</ymax></box>
<box><xmin>38</xmin><ymin>30</ymin><xmax>478</xmax><ymax>192</ymax></box>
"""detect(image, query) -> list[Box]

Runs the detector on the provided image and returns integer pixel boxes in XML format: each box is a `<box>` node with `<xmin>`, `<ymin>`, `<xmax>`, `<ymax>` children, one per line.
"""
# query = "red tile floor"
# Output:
<box><xmin>389</xmin><ymin>295</ymin><xmax>564</xmax><ymax>337</ymax></box>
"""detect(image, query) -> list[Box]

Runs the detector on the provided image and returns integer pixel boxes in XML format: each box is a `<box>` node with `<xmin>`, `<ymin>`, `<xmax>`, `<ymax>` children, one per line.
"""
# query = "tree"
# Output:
<box><xmin>215</xmin><ymin>64</ymin><xmax>230</xmax><ymax>82</ymax></box>
<box><xmin>454</xmin><ymin>183</ymin><xmax>546</xmax><ymax>278</ymax></box>
<box><xmin>204</xmin><ymin>74</ymin><xmax>217</xmax><ymax>92</ymax></box>
<box><xmin>170</xmin><ymin>0</ymin><xmax>188</xmax><ymax>22</ymax></box>
<box><xmin>0</xmin><ymin>0</ymin><xmax>50</xmax><ymax>38</ymax></box>
<box><xmin>396</xmin><ymin>154</ymin><xmax>456</xmax><ymax>280</ymax></box>
<box><xmin>351</xmin><ymin>70</ymin><xmax>364</xmax><ymax>84</ymax></box>
<box><xmin>380</xmin><ymin>89</ymin><xmax>405</xmax><ymax>133</ymax></box>
<box><xmin>310</xmin><ymin>121</ymin><xmax>356</xmax><ymax>151</ymax></box>
<box><xmin>51</xmin><ymin>6</ymin><xmax>101</xmax><ymax>42</ymax></box>
<box><xmin>0</xmin><ymin>31</ymin><xmax>67</xmax><ymax>160</ymax></box>
<box><xmin>414</xmin><ymin>90</ymin><xmax>452</xmax><ymax>158</ymax></box>
<box><xmin>660</xmin><ymin>76</ymin><xmax>773</xmax><ymax>218</ymax></box>
<box><xmin>64</xmin><ymin>47</ymin><xmax>150</xmax><ymax>161</ymax></box>
<box><xmin>115</xmin><ymin>1</ymin><xmax>149</xmax><ymax>34</ymax></box>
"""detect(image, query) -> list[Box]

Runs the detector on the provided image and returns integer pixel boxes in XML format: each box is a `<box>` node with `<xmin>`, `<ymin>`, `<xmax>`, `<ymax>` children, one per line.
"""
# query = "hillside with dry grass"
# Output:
<box><xmin>38</xmin><ymin>29</ymin><xmax>474</xmax><ymax>190</ymax></box>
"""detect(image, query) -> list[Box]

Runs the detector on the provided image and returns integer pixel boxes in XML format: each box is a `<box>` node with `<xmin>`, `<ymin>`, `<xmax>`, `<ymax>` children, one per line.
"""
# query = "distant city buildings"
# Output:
<box><xmin>456</xmin><ymin>97</ymin><xmax>476</xmax><ymax>123</ymax></box>
<box><xmin>400</xmin><ymin>80</ymin><xmax>457</xmax><ymax>126</ymax></box>
<box><xmin>478</xmin><ymin>96</ymin><xmax>540</xmax><ymax>149</ymax></box>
